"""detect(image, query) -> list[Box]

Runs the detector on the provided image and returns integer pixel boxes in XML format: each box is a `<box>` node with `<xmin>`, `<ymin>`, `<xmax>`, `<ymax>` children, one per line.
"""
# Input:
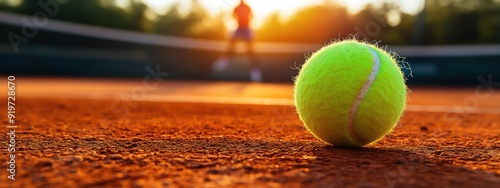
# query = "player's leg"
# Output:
<box><xmin>244</xmin><ymin>28</ymin><xmax>262</xmax><ymax>82</ymax></box>
<box><xmin>227</xmin><ymin>32</ymin><xmax>237</xmax><ymax>57</ymax></box>
<box><xmin>213</xmin><ymin>29</ymin><xmax>239</xmax><ymax>72</ymax></box>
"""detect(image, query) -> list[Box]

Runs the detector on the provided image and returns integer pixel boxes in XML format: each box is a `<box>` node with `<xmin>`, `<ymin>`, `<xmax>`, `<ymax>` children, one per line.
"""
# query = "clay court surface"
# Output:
<box><xmin>1</xmin><ymin>77</ymin><xmax>500</xmax><ymax>187</ymax></box>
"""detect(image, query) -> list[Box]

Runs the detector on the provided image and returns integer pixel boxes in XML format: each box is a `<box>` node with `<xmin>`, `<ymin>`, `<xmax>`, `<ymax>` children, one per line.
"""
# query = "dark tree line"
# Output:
<box><xmin>1</xmin><ymin>0</ymin><xmax>499</xmax><ymax>45</ymax></box>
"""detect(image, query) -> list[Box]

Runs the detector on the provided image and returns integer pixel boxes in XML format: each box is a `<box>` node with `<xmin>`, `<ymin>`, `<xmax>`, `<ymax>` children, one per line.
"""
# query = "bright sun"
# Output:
<box><xmin>246</xmin><ymin>0</ymin><xmax>325</xmax><ymax>25</ymax></box>
<box><xmin>141</xmin><ymin>0</ymin><xmax>424</xmax><ymax>28</ymax></box>
<box><xmin>142</xmin><ymin>0</ymin><xmax>324</xmax><ymax>27</ymax></box>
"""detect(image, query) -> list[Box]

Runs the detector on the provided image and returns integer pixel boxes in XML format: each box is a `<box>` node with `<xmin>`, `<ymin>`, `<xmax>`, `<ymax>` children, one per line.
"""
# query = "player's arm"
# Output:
<box><xmin>233</xmin><ymin>8</ymin><xmax>237</xmax><ymax>19</ymax></box>
<box><xmin>248</xmin><ymin>8</ymin><xmax>253</xmax><ymax>20</ymax></box>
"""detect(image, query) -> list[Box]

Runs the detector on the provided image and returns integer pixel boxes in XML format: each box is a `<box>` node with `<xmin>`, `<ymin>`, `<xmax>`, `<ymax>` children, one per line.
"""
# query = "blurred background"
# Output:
<box><xmin>0</xmin><ymin>0</ymin><xmax>499</xmax><ymax>84</ymax></box>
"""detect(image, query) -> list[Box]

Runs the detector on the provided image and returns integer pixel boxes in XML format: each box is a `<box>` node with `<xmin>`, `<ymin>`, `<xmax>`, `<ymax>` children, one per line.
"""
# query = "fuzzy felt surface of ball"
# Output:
<box><xmin>294</xmin><ymin>40</ymin><xmax>407</xmax><ymax>147</ymax></box>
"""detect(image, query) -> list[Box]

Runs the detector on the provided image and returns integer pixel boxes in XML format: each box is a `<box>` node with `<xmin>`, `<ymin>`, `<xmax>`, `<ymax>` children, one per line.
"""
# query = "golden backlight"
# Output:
<box><xmin>141</xmin><ymin>0</ymin><xmax>423</xmax><ymax>28</ymax></box>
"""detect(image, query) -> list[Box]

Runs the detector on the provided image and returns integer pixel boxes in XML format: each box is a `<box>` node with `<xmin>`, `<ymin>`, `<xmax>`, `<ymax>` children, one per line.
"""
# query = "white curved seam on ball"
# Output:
<box><xmin>348</xmin><ymin>46</ymin><xmax>381</xmax><ymax>145</ymax></box>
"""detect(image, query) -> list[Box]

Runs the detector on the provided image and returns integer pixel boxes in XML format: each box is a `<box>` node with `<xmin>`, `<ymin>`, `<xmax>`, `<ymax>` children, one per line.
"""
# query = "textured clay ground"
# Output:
<box><xmin>1</xmin><ymin>98</ymin><xmax>500</xmax><ymax>188</ymax></box>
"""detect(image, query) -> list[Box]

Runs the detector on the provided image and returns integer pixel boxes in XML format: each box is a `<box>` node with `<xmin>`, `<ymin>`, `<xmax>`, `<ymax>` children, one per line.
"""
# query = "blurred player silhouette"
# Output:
<box><xmin>213</xmin><ymin>0</ymin><xmax>262</xmax><ymax>82</ymax></box>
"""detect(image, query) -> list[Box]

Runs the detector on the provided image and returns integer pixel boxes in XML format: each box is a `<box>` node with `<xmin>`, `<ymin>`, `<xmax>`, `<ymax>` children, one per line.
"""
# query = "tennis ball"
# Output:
<box><xmin>294</xmin><ymin>40</ymin><xmax>406</xmax><ymax>147</ymax></box>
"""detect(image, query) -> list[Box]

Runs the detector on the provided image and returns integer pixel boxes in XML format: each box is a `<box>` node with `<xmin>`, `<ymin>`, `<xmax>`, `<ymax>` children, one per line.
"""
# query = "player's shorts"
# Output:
<box><xmin>232</xmin><ymin>27</ymin><xmax>253</xmax><ymax>41</ymax></box>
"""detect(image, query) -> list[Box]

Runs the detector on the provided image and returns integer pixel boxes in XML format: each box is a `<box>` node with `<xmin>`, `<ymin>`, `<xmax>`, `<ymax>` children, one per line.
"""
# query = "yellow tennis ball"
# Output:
<box><xmin>294</xmin><ymin>40</ymin><xmax>407</xmax><ymax>147</ymax></box>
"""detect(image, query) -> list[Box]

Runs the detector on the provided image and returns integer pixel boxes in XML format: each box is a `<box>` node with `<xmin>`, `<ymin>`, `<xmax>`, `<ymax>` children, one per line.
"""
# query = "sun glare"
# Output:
<box><xmin>245</xmin><ymin>0</ymin><xmax>324</xmax><ymax>25</ymax></box>
<box><xmin>140</xmin><ymin>0</ymin><xmax>425</xmax><ymax>28</ymax></box>
<box><xmin>196</xmin><ymin>0</ymin><xmax>325</xmax><ymax>28</ymax></box>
